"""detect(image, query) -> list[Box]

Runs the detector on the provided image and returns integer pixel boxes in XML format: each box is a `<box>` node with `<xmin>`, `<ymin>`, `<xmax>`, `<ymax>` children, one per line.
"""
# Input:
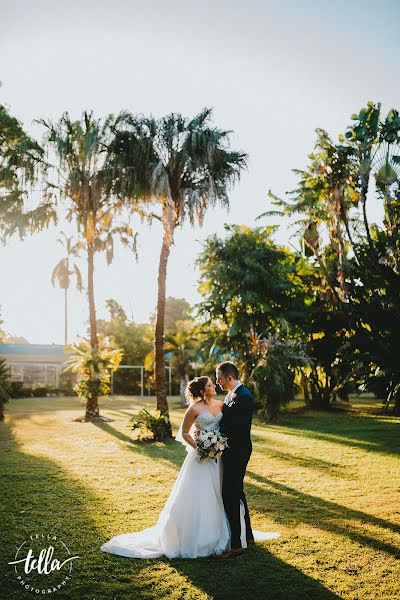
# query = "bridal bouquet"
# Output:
<box><xmin>195</xmin><ymin>429</ymin><xmax>229</xmax><ymax>463</ymax></box>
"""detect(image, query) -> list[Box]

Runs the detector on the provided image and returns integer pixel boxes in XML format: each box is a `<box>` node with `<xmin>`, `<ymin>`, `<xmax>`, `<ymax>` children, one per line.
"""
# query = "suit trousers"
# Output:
<box><xmin>222</xmin><ymin>451</ymin><xmax>254</xmax><ymax>549</ymax></box>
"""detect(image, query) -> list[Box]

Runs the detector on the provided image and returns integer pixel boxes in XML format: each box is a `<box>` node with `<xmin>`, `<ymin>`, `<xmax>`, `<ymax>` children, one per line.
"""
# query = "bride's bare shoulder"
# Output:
<box><xmin>185</xmin><ymin>402</ymin><xmax>201</xmax><ymax>416</ymax></box>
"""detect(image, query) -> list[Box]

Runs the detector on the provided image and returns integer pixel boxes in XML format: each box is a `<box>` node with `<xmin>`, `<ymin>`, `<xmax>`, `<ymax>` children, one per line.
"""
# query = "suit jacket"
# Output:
<box><xmin>220</xmin><ymin>384</ymin><xmax>254</xmax><ymax>462</ymax></box>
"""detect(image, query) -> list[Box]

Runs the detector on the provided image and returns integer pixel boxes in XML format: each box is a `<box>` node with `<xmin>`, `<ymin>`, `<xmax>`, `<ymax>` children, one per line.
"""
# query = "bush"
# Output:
<box><xmin>8</xmin><ymin>381</ymin><xmax>31</xmax><ymax>398</ymax></box>
<box><xmin>64</xmin><ymin>339</ymin><xmax>123</xmax><ymax>417</ymax></box>
<box><xmin>248</xmin><ymin>331</ymin><xmax>310</xmax><ymax>421</ymax></box>
<box><xmin>131</xmin><ymin>408</ymin><xmax>171</xmax><ymax>442</ymax></box>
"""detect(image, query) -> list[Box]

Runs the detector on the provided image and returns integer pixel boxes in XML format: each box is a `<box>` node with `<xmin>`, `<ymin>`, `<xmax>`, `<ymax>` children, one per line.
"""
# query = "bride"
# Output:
<box><xmin>100</xmin><ymin>376</ymin><xmax>279</xmax><ymax>559</ymax></box>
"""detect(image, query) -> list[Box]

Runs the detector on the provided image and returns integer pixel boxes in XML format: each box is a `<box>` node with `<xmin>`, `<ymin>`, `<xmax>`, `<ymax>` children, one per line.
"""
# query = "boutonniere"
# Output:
<box><xmin>227</xmin><ymin>392</ymin><xmax>237</xmax><ymax>407</ymax></box>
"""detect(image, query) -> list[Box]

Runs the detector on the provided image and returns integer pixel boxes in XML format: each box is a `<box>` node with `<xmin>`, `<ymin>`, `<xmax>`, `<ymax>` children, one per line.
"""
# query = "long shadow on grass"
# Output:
<box><xmin>250</xmin><ymin>440</ymin><xmax>347</xmax><ymax>478</ymax></box>
<box><xmin>261</xmin><ymin>412</ymin><xmax>400</xmax><ymax>457</ymax></box>
<box><xmin>92</xmin><ymin>420</ymin><xmax>185</xmax><ymax>470</ymax></box>
<box><xmin>172</xmin><ymin>545</ymin><xmax>343</xmax><ymax>600</ymax></box>
<box><xmin>0</xmin><ymin>420</ymin><xmax>195</xmax><ymax>600</ymax></box>
<box><xmin>88</xmin><ymin>424</ymin><xmax>344</xmax><ymax>599</ymax></box>
<box><xmin>246</xmin><ymin>471</ymin><xmax>400</xmax><ymax>557</ymax></box>
<box><xmin>0</xmin><ymin>419</ymin><xmax>345</xmax><ymax>600</ymax></box>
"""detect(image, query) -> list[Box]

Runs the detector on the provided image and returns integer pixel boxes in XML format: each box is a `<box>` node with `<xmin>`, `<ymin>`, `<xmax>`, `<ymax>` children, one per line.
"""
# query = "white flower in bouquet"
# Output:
<box><xmin>195</xmin><ymin>428</ymin><xmax>229</xmax><ymax>463</ymax></box>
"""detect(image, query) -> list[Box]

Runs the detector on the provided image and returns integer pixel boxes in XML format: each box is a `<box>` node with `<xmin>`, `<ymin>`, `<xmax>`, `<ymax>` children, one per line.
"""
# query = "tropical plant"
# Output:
<box><xmin>40</xmin><ymin>111</ymin><xmax>135</xmax><ymax>419</ymax></box>
<box><xmin>263</xmin><ymin>102</ymin><xmax>400</xmax><ymax>411</ymax></box>
<box><xmin>0</xmin><ymin>104</ymin><xmax>55</xmax><ymax>244</ymax></box>
<box><xmin>51</xmin><ymin>233</ymin><xmax>83</xmax><ymax>345</ymax></box>
<box><xmin>130</xmin><ymin>408</ymin><xmax>171</xmax><ymax>442</ymax></box>
<box><xmin>110</xmin><ymin>108</ymin><xmax>247</xmax><ymax>436</ymax></box>
<box><xmin>64</xmin><ymin>338</ymin><xmax>123</xmax><ymax>421</ymax></box>
<box><xmin>196</xmin><ymin>224</ymin><xmax>309</xmax><ymax>376</ymax></box>
<box><xmin>247</xmin><ymin>330</ymin><xmax>310</xmax><ymax>421</ymax></box>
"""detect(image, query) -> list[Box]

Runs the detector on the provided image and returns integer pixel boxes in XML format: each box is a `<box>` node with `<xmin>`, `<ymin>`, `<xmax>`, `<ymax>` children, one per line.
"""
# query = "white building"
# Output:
<box><xmin>0</xmin><ymin>343</ymin><xmax>70</xmax><ymax>387</ymax></box>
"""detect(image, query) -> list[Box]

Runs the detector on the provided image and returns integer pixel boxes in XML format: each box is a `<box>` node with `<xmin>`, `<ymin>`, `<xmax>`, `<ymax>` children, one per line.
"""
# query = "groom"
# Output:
<box><xmin>215</xmin><ymin>361</ymin><xmax>255</xmax><ymax>558</ymax></box>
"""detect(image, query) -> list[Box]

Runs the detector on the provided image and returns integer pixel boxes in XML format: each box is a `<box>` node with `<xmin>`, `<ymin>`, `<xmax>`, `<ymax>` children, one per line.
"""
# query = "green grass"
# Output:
<box><xmin>1</xmin><ymin>395</ymin><xmax>399</xmax><ymax>599</ymax></box>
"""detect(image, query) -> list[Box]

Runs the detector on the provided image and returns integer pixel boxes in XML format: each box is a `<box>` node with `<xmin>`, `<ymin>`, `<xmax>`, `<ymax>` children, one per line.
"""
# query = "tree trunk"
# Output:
<box><xmin>87</xmin><ymin>241</ymin><xmax>98</xmax><ymax>349</ymax></box>
<box><xmin>0</xmin><ymin>401</ymin><xmax>4</xmax><ymax>421</ymax></box>
<box><xmin>154</xmin><ymin>234</ymin><xmax>173</xmax><ymax>437</ymax></box>
<box><xmin>301</xmin><ymin>374</ymin><xmax>311</xmax><ymax>408</ymax></box>
<box><xmin>85</xmin><ymin>396</ymin><xmax>100</xmax><ymax>420</ymax></box>
<box><xmin>309</xmin><ymin>378</ymin><xmax>332</xmax><ymax>410</ymax></box>
<box><xmin>180</xmin><ymin>375</ymin><xmax>189</xmax><ymax>407</ymax></box>
<box><xmin>360</xmin><ymin>173</ymin><xmax>374</xmax><ymax>253</ymax></box>
<box><xmin>264</xmin><ymin>403</ymin><xmax>277</xmax><ymax>422</ymax></box>
<box><xmin>85</xmin><ymin>241</ymin><xmax>99</xmax><ymax>420</ymax></box>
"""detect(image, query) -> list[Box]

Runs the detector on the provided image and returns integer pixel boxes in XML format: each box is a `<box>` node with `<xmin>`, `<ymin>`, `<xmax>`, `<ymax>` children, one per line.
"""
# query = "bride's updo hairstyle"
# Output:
<box><xmin>185</xmin><ymin>376</ymin><xmax>209</xmax><ymax>406</ymax></box>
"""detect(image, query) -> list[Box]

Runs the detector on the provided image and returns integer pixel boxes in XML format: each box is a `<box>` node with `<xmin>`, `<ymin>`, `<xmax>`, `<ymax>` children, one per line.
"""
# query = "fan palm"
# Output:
<box><xmin>111</xmin><ymin>108</ymin><xmax>247</xmax><ymax>435</ymax></box>
<box><xmin>40</xmin><ymin>111</ymin><xmax>130</xmax><ymax>420</ymax></box>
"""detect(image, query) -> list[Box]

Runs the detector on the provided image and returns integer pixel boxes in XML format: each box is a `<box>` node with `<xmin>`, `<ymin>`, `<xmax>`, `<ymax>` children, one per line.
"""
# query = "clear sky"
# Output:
<box><xmin>0</xmin><ymin>0</ymin><xmax>399</xmax><ymax>343</ymax></box>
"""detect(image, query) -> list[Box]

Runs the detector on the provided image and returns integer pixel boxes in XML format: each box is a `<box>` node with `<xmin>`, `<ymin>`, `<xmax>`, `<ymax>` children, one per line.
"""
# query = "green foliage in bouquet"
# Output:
<box><xmin>130</xmin><ymin>408</ymin><xmax>171</xmax><ymax>442</ymax></box>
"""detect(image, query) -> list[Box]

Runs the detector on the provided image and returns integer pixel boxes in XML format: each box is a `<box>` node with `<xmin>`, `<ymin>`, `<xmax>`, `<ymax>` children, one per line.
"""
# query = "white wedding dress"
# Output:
<box><xmin>100</xmin><ymin>410</ymin><xmax>280</xmax><ymax>559</ymax></box>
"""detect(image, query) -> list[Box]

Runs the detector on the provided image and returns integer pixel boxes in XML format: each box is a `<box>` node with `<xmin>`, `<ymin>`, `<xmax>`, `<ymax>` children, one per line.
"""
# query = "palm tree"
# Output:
<box><xmin>165</xmin><ymin>326</ymin><xmax>198</xmax><ymax>406</ymax></box>
<box><xmin>51</xmin><ymin>233</ymin><xmax>83</xmax><ymax>346</ymax></box>
<box><xmin>111</xmin><ymin>108</ymin><xmax>247</xmax><ymax>436</ymax></box>
<box><xmin>0</xmin><ymin>104</ymin><xmax>55</xmax><ymax>244</ymax></box>
<box><xmin>40</xmin><ymin>111</ymin><xmax>130</xmax><ymax>420</ymax></box>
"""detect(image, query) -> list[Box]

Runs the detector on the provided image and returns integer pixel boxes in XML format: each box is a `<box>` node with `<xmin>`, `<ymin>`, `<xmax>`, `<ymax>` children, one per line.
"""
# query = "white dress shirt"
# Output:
<box><xmin>224</xmin><ymin>381</ymin><xmax>242</xmax><ymax>404</ymax></box>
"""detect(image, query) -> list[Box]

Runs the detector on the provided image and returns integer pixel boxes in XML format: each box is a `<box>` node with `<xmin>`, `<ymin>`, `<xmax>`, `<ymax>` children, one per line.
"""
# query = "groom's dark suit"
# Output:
<box><xmin>219</xmin><ymin>384</ymin><xmax>254</xmax><ymax>549</ymax></box>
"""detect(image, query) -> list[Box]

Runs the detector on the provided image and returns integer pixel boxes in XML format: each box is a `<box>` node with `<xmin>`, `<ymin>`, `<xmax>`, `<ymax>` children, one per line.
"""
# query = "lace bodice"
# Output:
<box><xmin>194</xmin><ymin>410</ymin><xmax>223</xmax><ymax>432</ymax></box>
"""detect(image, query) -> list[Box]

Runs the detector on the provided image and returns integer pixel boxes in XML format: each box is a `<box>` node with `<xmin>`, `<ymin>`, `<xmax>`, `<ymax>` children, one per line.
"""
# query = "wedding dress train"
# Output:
<box><xmin>100</xmin><ymin>411</ymin><xmax>280</xmax><ymax>559</ymax></box>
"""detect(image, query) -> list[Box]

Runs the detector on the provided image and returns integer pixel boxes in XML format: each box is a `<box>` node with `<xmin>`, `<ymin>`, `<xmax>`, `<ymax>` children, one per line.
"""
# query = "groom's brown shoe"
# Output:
<box><xmin>247</xmin><ymin>539</ymin><xmax>256</xmax><ymax>545</ymax></box>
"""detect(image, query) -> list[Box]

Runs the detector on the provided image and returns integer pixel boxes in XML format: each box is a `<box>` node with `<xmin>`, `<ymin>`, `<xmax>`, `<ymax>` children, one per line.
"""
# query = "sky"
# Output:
<box><xmin>0</xmin><ymin>0</ymin><xmax>399</xmax><ymax>344</ymax></box>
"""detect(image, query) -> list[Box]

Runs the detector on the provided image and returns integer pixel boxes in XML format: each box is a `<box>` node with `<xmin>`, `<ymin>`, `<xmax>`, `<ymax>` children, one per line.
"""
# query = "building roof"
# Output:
<box><xmin>0</xmin><ymin>343</ymin><xmax>65</xmax><ymax>355</ymax></box>
<box><xmin>0</xmin><ymin>344</ymin><xmax>68</xmax><ymax>364</ymax></box>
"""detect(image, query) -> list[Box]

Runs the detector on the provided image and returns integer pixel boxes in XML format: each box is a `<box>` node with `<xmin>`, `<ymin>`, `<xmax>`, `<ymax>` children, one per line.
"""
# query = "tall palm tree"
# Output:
<box><xmin>164</xmin><ymin>326</ymin><xmax>198</xmax><ymax>406</ymax></box>
<box><xmin>51</xmin><ymin>233</ymin><xmax>83</xmax><ymax>345</ymax></box>
<box><xmin>40</xmin><ymin>111</ymin><xmax>129</xmax><ymax>420</ymax></box>
<box><xmin>110</xmin><ymin>108</ymin><xmax>247</xmax><ymax>435</ymax></box>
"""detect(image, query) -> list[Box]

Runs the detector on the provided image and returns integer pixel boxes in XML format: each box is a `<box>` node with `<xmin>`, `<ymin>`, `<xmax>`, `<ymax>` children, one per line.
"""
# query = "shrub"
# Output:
<box><xmin>64</xmin><ymin>338</ymin><xmax>123</xmax><ymax>409</ymax></box>
<box><xmin>248</xmin><ymin>330</ymin><xmax>310</xmax><ymax>421</ymax></box>
<box><xmin>131</xmin><ymin>408</ymin><xmax>171</xmax><ymax>442</ymax></box>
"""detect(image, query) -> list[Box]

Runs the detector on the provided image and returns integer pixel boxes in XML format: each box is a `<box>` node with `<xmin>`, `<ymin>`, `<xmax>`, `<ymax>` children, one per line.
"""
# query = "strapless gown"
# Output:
<box><xmin>100</xmin><ymin>410</ymin><xmax>280</xmax><ymax>559</ymax></box>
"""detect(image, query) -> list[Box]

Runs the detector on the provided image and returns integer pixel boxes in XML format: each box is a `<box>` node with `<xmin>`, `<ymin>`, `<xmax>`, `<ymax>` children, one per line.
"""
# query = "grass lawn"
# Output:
<box><xmin>1</xmin><ymin>395</ymin><xmax>399</xmax><ymax>600</ymax></box>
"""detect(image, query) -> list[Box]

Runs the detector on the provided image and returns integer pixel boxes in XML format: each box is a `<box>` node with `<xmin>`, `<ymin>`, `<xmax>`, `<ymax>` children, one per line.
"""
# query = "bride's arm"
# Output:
<box><xmin>181</xmin><ymin>406</ymin><xmax>197</xmax><ymax>450</ymax></box>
